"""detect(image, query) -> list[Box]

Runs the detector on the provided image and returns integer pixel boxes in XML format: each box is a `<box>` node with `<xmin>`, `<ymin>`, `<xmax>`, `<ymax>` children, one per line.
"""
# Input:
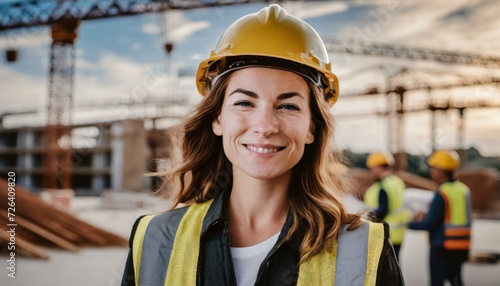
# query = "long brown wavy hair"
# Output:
<box><xmin>160</xmin><ymin>71</ymin><xmax>361</xmax><ymax>263</ymax></box>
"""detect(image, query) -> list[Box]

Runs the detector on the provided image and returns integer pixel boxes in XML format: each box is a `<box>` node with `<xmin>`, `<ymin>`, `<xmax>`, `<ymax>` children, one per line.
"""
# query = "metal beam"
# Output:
<box><xmin>0</xmin><ymin>0</ymin><xmax>270</xmax><ymax>31</ymax></box>
<box><xmin>327</xmin><ymin>39</ymin><xmax>500</xmax><ymax>68</ymax></box>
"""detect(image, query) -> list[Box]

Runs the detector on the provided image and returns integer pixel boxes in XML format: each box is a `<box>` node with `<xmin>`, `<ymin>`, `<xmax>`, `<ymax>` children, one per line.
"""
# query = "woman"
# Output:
<box><xmin>122</xmin><ymin>4</ymin><xmax>404</xmax><ymax>286</ymax></box>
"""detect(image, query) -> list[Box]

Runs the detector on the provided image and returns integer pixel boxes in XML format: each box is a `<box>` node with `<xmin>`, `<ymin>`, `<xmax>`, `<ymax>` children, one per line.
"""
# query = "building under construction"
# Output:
<box><xmin>1</xmin><ymin>1</ymin><xmax>500</xmax><ymax>284</ymax></box>
<box><xmin>0</xmin><ymin>120</ymin><xmax>150</xmax><ymax>194</ymax></box>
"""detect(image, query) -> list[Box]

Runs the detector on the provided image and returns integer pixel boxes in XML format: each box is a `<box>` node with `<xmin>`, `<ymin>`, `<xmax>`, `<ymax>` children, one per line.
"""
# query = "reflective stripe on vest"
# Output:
<box><xmin>132</xmin><ymin>200</ymin><xmax>384</xmax><ymax>285</ymax></box>
<box><xmin>132</xmin><ymin>214</ymin><xmax>155</xmax><ymax>286</ymax></box>
<box><xmin>364</xmin><ymin>175</ymin><xmax>409</xmax><ymax>244</ymax></box>
<box><xmin>439</xmin><ymin>181</ymin><xmax>472</xmax><ymax>250</ymax></box>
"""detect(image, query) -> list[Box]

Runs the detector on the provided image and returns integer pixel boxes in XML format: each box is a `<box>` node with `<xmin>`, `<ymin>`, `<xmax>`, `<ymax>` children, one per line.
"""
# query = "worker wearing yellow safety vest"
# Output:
<box><xmin>409</xmin><ymin>150</ymin><xmax>472</xmax><ymax>286</ymax></box>
<box><xmin>364</xmin><ymin>152</ymin><xmax>410</xmax><ymax>260</ymax></box>
<box><xmin>121</xmin><ymin>4</ymin><xmax>404</xmax><ymax>286</ymax></box>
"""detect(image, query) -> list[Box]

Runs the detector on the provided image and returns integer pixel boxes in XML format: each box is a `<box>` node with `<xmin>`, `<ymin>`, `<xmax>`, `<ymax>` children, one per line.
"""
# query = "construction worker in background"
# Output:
<box><xmin>408</xmin><ymin>150</ymin><xmax>472</xmax><ymax>286</ymax></box>
<box><xmin>364</xmin><ymin>152</ymin><xmax>409</xmax><ymax>260</ymax></box>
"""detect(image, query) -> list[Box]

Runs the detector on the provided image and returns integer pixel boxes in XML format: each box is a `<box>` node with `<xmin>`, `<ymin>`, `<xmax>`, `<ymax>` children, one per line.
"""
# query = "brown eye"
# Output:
<box><xmin>234</xmin><ymin>101</ymin><xmax>253</xmax><ymax>107</ymax></box>
<box><xmin>278</xmin><ymin>104</ymin><xmax>300</xmax><ymax>111</ymax></box>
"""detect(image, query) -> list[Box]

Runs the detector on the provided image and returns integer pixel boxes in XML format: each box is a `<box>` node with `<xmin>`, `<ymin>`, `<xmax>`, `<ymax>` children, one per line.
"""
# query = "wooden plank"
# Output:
<box><xmin>0</xmin><ymin>179</ymin><xmax>128</xmax><ymax>247</ymax></box>
<box><xmin>0</xmin><ymin>212</ymin><xmax>80</xmax><ymax>252</ymax></box>
<box><xmin>469</xmin><ymin>252</ymin><xmax>500</xmax><ymax>264</ymax></box>
<box><xmin>0</xmin><ymin>225</ymin><xmax>49</xmax><ymax>260</ymax></box>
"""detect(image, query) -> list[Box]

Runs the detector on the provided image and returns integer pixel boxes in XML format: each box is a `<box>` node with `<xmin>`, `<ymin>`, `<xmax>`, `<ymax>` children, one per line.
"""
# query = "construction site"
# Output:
<box><xmin>0</xmin><ymin>0</ymin><xmax>499</xmax><ymax>285</ymax></box>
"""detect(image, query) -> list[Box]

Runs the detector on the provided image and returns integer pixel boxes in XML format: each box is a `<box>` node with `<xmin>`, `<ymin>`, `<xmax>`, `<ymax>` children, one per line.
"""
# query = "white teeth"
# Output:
<box><xmin>247</xmin><ymin>145</ymin><xmax>279</xmax><ymax>154</ymax></box>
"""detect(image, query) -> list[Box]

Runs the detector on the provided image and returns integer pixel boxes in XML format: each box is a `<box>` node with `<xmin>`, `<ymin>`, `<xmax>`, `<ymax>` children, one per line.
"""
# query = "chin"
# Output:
<box><xmin>246</xmin><ymin>168</ymin><xmax>290</xmax><ymax>181</ymax></box>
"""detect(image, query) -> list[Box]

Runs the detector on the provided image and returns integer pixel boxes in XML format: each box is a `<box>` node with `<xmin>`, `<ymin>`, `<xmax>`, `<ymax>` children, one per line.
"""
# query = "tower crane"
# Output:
<box><xmin>0</xmin><ymin>0</ymin><xmax>271</xmax><ymax>190</ymax></box>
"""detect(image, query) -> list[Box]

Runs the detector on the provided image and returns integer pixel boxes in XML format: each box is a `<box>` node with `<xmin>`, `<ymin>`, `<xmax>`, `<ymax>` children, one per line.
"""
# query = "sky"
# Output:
<box><xmin>0</xmin><ymin>0</ymin><xmax>499</xmax><ymax>156</ymax></box>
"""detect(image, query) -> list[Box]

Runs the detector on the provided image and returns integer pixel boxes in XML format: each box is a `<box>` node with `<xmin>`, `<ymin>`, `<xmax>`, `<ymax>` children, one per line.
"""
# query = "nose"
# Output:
<box><xmin>252</xmin><ymin>107</ymin><xmax>279</xmax><ymax>137</ymax></box>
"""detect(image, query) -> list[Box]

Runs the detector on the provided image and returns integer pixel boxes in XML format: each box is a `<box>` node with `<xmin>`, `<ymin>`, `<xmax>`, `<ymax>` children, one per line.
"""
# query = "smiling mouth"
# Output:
<box><xmin>245</xmin><ymin>145</ymin><xmax>285</xmax><ymax>154</ymax></box>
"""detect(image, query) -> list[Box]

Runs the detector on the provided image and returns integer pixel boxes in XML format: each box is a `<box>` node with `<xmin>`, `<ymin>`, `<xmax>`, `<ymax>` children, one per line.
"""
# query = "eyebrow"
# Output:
<box><xmin>229</xmin><ymin>88</ymin><xmax>305</xmax><ymax>100</ymax></box>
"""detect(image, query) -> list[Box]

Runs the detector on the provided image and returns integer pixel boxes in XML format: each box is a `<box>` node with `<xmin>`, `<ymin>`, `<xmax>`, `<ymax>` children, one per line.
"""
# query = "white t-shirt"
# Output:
<box><xmin>230</xmin><ymin>232</ymin><xmax>280</xmax><ymax>286</ymax></box>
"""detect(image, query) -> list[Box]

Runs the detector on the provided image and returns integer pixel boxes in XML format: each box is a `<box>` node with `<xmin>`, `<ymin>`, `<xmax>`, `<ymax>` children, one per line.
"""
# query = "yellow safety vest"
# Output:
<box><xmin>132</xmin><ymin>199</ymin><xmax>385</xmax><ymax>285</ymax></box>
<box><xmin>439</xmin><ymin>180</ymin><xmax>472</xmax><ymax>250</ymax></box>
<box><xmin>364</xmin><ymin>175</ymin><xmax>410</xmax><ymax>244</ymax></box>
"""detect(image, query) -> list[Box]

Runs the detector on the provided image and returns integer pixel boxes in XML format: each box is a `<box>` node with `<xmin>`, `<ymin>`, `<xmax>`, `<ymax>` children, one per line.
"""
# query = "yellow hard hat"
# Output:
<box><xmin>195</xmin><ymin>4</ymin><xmax>339</xmax><ymax>104</ymax></box>
<box><xmin>366</xmin><ymin>152</ymin><xmax>395</xmax><ymax>169</ymax></box>
<box><xmin>427</xmin><ymin>150</ymin><xmax>460</xmax><ymax>171</ymax></box>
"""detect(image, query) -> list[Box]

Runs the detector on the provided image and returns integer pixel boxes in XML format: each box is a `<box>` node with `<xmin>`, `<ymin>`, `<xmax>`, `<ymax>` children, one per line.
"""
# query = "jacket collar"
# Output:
<box><xmin>201</xmin><ymin>190</ymin><xmax>228</xmax><ymax>233</ymax></box>
<box><xmin>200</xmin><ymin>189</ymin><xmax>302</xmax><ymax>251</ymax></box>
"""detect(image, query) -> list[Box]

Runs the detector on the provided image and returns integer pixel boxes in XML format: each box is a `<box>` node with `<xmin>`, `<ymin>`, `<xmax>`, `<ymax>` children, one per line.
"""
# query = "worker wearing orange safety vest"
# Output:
<box><xmin>364</xmin><ymin>152</ymin><xmax>410</xmax><ymax>260</ymax></box>
<box><xmin>409</xmin><ymin>150</ymin><xmax>472</xmax><ymax>286</ymax></box>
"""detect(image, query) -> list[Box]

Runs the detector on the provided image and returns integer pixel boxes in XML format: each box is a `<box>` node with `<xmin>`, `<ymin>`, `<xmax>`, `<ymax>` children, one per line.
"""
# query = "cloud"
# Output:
<box><xmin>142</xmin><ymin>23</ymin><xmax>161</xmax><ymax>34</ymax></box>
<box><xmin>141</xmin><ymin>10</ymin><xmax>211</xmax><ymax>43</ymax></box>
<box><xmin>76</xmin><ymin>57</ymin><xmax>97</xmax><ymax>70</ymax></box>
<box><xmin>190</xmin><ymin>53</ymin><xmax>202</xmax><ymax>60</ymax></box>
<box><xmin>0</xmin><ymin>66</ymin><xmax>46</xmax><ymax>110</ymax></box>
<box><xmin>340</xmin><ymin>0</ymin><xmax>500</xmax><ymax>55</ymax></box>
<box><xmin>131</xmin><ymin>43</ymin><xmax>141</xmax><ymax>51</ymax></box>
<box><xmin>73</xmin><ymin>53</ymin><xmax>199</xmax><ymax>103</ymax></box>
<box><xmin>0</xmin><ymin>28</ymin><xmax>50</xmax><ymax>50</ymax></box>
<box><xmin>169</xmin><ymin>21</ymin><xmax>211</xmax><ymax>42</ymax></box>
<box><xmin>284</xmin><ymin>2</ymin><xmax>349</xmax><ymax>19</ymax></box>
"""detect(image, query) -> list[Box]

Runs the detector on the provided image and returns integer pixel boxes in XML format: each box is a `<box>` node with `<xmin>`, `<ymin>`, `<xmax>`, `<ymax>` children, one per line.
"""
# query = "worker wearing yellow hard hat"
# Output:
<box><xmin>409</xmin><ymin>150</ymin><xmax>472</xmax><ymax>286</ymax></box>
<box><xmin>364</xmin><ymin>152</ymin><xmax>409</xmax><ymax>259</ymax></box>
<box><xmin>122</xmin><ymin>4</ymin><xmax>403</xmax><ymax>286</ymax></box>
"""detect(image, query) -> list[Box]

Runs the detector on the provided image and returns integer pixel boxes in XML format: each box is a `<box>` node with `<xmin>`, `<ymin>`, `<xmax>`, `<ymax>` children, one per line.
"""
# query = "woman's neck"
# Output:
<box><xmin>227</xmin><ymin>175</ymin><xmax>290</xmax><ymax>247</ymax></box>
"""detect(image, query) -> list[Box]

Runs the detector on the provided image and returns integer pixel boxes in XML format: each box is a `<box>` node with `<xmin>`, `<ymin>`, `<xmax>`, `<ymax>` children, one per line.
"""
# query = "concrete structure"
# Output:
<box><xmin>0</xmin><ymin>119</ymin><xmax>149</xmax><ymax>194</ymax></box>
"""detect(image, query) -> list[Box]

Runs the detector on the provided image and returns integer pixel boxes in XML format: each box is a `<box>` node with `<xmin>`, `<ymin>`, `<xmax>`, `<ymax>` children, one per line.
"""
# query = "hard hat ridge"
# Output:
<box><xmin>257</xmin><ymin>3</ymin><xmax>287</xmax><ymax>22</ymax></box>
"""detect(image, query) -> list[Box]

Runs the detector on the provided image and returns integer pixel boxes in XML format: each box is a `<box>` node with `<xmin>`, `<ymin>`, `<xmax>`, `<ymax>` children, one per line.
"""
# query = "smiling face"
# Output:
<box><xmin>212</xmin><ymin>67</ymin><xmax>314</xmax><ymax>182</ymax></box>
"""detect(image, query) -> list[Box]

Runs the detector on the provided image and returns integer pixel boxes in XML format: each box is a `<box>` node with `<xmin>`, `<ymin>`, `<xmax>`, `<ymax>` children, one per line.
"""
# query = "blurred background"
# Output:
<box><xmin>0</xmin><ymin>0</ymin><xmax>499</xmax><ymax>285</ymax></box>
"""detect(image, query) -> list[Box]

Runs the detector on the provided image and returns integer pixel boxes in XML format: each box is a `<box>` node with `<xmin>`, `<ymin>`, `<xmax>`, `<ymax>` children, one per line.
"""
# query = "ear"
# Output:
<box><xmin>306</xmin><ymin>122</ymin><xmax>314</xmax><ymax>144</ymax></box>
<box><xmin>212</xmin><ymin>115</ymin><xmax>223</xmax><ymax>136</ymax></box>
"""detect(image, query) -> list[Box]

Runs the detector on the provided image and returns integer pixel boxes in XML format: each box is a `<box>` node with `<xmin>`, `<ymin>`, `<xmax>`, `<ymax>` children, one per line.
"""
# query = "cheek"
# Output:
<box><xmin>283</xmin><ymin>121</ymin><xmax>313</xmax><ymax>144</ymax></box>
<box><xmin>219</xmin><ymin>112</ymin><xmax>247</xmax><ymax>137</ymax></box>
<box><xmin>300</xmin><ymin>120</ymin><xmax>315</xmax><ymax>142</ymax></box>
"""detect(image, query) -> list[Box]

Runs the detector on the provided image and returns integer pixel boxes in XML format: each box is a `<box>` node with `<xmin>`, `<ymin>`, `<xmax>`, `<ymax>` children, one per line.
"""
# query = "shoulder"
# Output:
<box><xmin>341</xmin><ymin>219</ymin><xmax>389</xmax><ymax>237</ymax></box>
<box><xmin>148</xmin><ymin>206</ymin><xmax>190</xmax><ymax>228</ymax></box>
<box><xmin>338</xmin><ymin>221</ymin><xmax>403</xmax><ymax>285</ymax></box>
<box><xmin>338</xmin><ymin>219</ymin><xmax>389</xmax><ymax>249</ymax></box>
<box><xmin>455</xmin><ymin>180</ymin><xmax>470</xmax><ymax>191</ymax></box>
<box><xmin>338</xmin><ymin>220</ymin><xmax>391</xmax><ymax>262</ymax></box>
<box><xmin>128</xmin><ymin>206</ymin><xmax>190</xmax><ymax>246</ymax></box>
<box><xmin>382</xmin><ymin>175</ymin><xmax>405</xmax><ymax>187</ymax></box>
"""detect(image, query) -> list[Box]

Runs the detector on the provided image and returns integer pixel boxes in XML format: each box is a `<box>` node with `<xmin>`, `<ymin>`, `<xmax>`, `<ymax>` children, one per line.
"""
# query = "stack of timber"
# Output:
<box><xmin>456</xmin><ymin>168</ymin><xmax>498</xmax><ymax>212</ymax></box>
<box><xmin>0</xmin><ymin>178</ymin><xmax>128</xmax><ymax>260</ymax></box>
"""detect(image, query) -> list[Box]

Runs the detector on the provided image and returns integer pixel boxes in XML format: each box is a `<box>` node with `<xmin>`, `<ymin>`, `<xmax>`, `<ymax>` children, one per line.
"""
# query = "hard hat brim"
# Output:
<box><xmin>196</xmin><ymin>54</ymin><xmax>339</xmax><ymax>104</ymax></box>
